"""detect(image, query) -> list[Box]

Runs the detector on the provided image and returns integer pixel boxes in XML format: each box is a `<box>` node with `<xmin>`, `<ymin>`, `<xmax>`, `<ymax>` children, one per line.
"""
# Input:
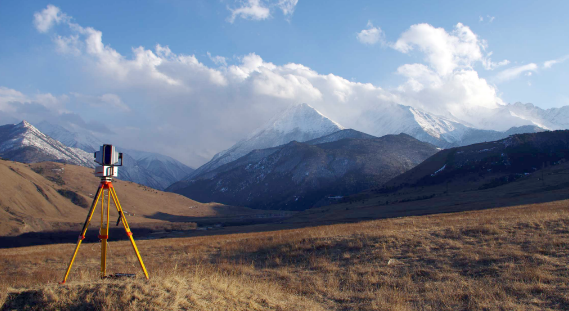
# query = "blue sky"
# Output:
<box><xmin>0</xmin><ymin>0</ymin><xmax>568</xmax><ymax>165</ymax></box>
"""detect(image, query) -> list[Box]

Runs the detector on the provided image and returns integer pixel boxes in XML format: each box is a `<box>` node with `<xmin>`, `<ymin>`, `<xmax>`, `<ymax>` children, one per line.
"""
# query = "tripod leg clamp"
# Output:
<box><xmin>98</xmin><ymin>235</ymin><xmax>109</xmax><ymax>239</ymax></box>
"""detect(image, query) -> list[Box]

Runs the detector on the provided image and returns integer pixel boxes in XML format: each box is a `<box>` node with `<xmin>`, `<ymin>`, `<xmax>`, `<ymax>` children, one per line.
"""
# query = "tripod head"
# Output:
<box><xmin>94</xmin><ymin>144</ymin><xmax>123</xmax><ymax>180</ymax></box>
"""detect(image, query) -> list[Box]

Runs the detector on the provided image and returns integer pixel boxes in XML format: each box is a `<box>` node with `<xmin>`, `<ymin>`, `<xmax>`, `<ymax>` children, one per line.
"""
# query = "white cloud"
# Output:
<box><xmin>33</xmin><ymin>4</ymin><xmax>69</xmax><ymax>33</ymax></box>
<box><xmin>356</xmin><ymin>21</ymin><xmax>385</xmax><ymax>45</ymax></box>
<box><xmin>482</xmin><ymin>54</ymin><xmax>510</xmax><ymax>70</ymax></box>
<box><xmin>392</xmin><ymin>23</ymin><xmax>485</xmax><ymax>76</ymax></box>
<box><xmin>494</xmin><ymin>63</ymin><xmax>538</xmax><ymax>82</ymax></box>
<box><xmin>278</xmin><ymin>0</ymin><xmax>299</xmax><ymax>17</ymax></box>
<box><xmin>479</xmin><ymin>16</ymin><xmax>484</xmax><ymax>22</ymax></box>
<box><xmin>487</xmin><ymin>15</ymin><xmax>495</xmax><ymax>23</ymax></box>
<box><xmin>30</xmin><ymin>6</ymin><xmax>516</xmax><ymax>165</ymax></box>
<box><xmin>0</xmin><ymin>86</ymin><xmax>67</xmax><ymax>113</ymax></box>
<box><xmin>72</xmin><ymin>93</ymin><xmax>131</xmax><ymax>112</ymax></box>
<box><xmin>228</xmin><ymin>0</ymin><xmax>271</xmax><ymax>23</ymax></box>
<box><xmin>227</xmin><ymin>0</ymin><xmax>298</xmax><ymax>23</ymax></box>
<box><xmin>544</xmin><ymin>54</ymin><xmax>569</xmax><ymax>68</ymax></box>
<box><xmin>207</xmin><ymin>52</ymin><xmax>228</xmax><ymax>66</ymax></box>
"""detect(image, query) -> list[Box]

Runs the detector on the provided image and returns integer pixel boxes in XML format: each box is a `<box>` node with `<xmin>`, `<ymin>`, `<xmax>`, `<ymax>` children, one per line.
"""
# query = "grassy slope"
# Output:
<box><xmin>1</xmin><ymin>196</ymin><xmax>569</xmax><ymax>310</ymax></box>
<box><xmin>0</xmin><ymin>159</ymin><xmax>272</xmax><ymax>236</ymax></box>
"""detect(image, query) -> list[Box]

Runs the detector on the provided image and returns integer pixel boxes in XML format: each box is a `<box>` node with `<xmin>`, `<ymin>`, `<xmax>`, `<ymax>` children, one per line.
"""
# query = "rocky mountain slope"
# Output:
<box><xmin>0</xmin><ymin>121</ymin><xmax>93</xmax><ymax>167</ymax></box>
<box><xmin>168</xmin><ymin>133</ymin><xmax>438</xmax><ymax>210</ymax></box>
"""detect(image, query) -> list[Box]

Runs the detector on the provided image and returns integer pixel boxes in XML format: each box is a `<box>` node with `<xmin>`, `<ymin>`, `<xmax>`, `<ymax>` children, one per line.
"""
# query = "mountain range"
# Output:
<box><xmin>185</xmin><ymin>103</ymin><xmax>344</xmax><ymax>180</ymax></box>
<box><xmin>33</xmin><ymin>121</ymin><xmax>194</xmax><ymax>190</ymax></box>
<box><xmin>182</xmin><ymin>103</ymin><xmax>547</xmax><ymax>181</ymax></box>
<box><xmin>168</xmin><ymin>131</ymin><xmax>439</xmax><ymax>210</ymax></box>
<box><xmin>385</xmin><ymin>130</ymin><xmax>569</xmax><ymax>191</ymax></box>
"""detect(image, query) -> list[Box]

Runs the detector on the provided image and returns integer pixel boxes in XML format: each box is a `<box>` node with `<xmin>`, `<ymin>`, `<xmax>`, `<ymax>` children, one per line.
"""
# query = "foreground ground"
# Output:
<box><xmin>1</xmin><ymin>197</ymin><xmax>569</xmax><ymax>310</ymax></box>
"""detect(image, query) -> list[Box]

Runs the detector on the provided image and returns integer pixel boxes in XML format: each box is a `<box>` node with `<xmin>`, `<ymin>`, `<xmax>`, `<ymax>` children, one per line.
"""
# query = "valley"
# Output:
<box><xmin>1</xmin><ymin>186</ymin><xmax>568</xmax><ymax>310</ymax></box>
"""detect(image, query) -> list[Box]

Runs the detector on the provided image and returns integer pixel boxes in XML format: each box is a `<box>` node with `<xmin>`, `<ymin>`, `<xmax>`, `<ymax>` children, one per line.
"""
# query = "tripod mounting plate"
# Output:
<box><xmin>95</xmin><ymin>165</ymin><xmax>118</xmax><ymax>178</ymax></box>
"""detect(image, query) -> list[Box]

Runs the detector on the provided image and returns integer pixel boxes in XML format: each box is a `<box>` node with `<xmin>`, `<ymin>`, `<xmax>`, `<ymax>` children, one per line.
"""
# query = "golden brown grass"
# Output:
<box><xmin>2</xmin><ymin>198</ymin><xmax>569</xmax><ymax>310</ymax></box>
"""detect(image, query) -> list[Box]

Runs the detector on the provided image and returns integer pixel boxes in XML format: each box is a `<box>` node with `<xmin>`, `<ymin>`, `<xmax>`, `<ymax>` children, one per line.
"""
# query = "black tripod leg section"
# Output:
<box><xmin>116</xmin><ymin>210</ymin><xmax>123</xmax><ymax>226</ymax></box>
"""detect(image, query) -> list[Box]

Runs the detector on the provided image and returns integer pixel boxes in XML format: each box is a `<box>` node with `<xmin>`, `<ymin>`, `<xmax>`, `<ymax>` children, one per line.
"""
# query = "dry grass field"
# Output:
<box><xmin>1</xmin><ymin>196</ymin><xmax>569</xmax><ymax>310</ymax></box>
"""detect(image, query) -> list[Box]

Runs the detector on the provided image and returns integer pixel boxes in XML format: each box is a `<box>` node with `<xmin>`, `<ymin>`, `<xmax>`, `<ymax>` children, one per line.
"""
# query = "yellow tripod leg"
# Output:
<box><xmin>100</xmin><ymin>188</ymin><xmax>110</xmax><ymax>278</ymax></box>
<box><xmin>61</xmin><ymin>186</ymin><xmax>103</xmax><ymax>284</ymax></box>
<box><xmin>110</xmin><ymin>186</ymin><xmax>149</xmax><ymax>279</ymax></box>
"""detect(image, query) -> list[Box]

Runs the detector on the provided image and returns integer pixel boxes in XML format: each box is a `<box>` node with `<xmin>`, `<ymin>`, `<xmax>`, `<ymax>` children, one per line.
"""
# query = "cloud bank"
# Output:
<box><xmin>2</xmin><ymin>5</ymin><xmax>557</xmax><ymax>166</ymax></box>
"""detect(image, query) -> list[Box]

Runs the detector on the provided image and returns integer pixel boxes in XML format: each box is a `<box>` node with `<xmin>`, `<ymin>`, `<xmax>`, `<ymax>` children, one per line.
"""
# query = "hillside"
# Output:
<box><xmin>0</xmin><ymin>159</ymin><xmax>276</xmax><ymax>242</ymax></box>
<box><xmin>286</xmin><ymin>130</ymin><xmax>569</xmax><ymax>225</ymax></box>
<box><xmin>169</xmin><ymin>134</ymin><xmax>438</xmax><ymax>210</ymax></box>
<box><xmin>385</xmin><ymin>130</ymin><xmax>569</xmax><ymax>190</ymax></box>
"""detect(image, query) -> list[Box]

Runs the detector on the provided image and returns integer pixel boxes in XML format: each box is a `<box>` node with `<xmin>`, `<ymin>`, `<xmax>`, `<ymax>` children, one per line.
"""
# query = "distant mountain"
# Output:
<box><xmin>33</xmin><ymin>121</ymin><xmax>194</xmax><ymax>190</ymax></box>
<box><xmin>168</xmin><ymin>133</ymin><xmax>438</xmax><ymax>211</ymax></box>
<box><xmin>357</xmin><ymin>104</ymin><xmax>546</xmax><ymax>148</ymax></box>
<box><xmin>505</xmin><ymin>102</ymin><xmax>569</xmax><ymax>130</ymax></box>
<box><xmin>119</xmin><ymin>149</ymin><xmax>194</xmax><ymax>190</ymax></box>
<box><xmin>34</xmin><ymin>121</ymin><xmax>103</xmax><ymax>153</ymax></box>
<box><xmin>185</xmin><ymin>103</ymin><xmax>344</xmax><ymax>180</ymax></box>
<box><xmin>0</xmin><ymin>121</ymin><xmax>94</xmax><ymax>167</ymax></box>
<box><xmin>384</xmin><ymin>130</ymin><xmax>569</xmax><ymax>190</ymax></box>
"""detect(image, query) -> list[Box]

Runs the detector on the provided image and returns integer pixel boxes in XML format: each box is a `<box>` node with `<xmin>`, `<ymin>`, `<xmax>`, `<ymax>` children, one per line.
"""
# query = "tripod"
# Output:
<box><xmin>61</xmin><ymin>177</ymin><xmax>149</xmax><ymax>283</ymax></box>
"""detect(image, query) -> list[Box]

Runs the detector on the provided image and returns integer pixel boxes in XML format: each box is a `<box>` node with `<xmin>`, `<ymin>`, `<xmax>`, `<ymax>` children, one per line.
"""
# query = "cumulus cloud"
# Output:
<box><xmin>544</xmin><ymin>54</ymin><xmax>569</xmax><ymax>69</ymax></box>
<box><xmin>392</xmin><ymin>23</ymin><xmax>485</xmax><ymax>76</ymax></box>
<box><xmin>28</xmin><ymin>5</ymin><xmax>518</xmax><ymax>165</ymax></box>
<box><xmin>356</xmin><ymin>21</ymin><xmax>385</xmax><ymax>45</ymax></box>
<box><xmin>227</xmin><ymin>0</ymin><xmax>298</xmax><ymax>23</ymax></box>
<box><xmin>227</xmin><ymin>0</ymin><xmax>271</xmax><ymax>23</ymax></box>
<box><xmin>494</xmin><ymin>63</ymin><xmax>538</xmax><ymax>82</ymax></box>
<box><xmin>207</xmin><ymin>52</ymin><xmax>228</xmax><ymax>67</ymax></box>
<box><xmin>33</xmin><ymin>4</ymin><xmax>69</xmax><ymax>32</ymax></box>
<box><xmin>0</xmin><ymin>86</ymin><xmax>67</xmax><ymax>113</ymax></box>
<box><xmin>0</xmin><ymin>86</ymin><xmax>115</xmax><ymax>134</ymax></box>
<box><xmin>389</xmin><ymin>23</ymin><xmax>506</xmax><ymax>127</ymax></box>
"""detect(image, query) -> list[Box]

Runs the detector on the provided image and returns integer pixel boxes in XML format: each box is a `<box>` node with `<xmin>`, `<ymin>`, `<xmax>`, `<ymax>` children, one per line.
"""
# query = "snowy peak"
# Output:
<box><xmin>34</xmin><ymin>121</ymin><xmax>103</xmax><ymax>153</ymax></box>
<box><xmin>249</xmin><ymin>103</ymin><xmax>344</xmax><ymax>139</ymax></box>
<box><xmin>187</xmin><ymin>103</ymin><xmax>345</xmax><ymax>180</ymax></box>
<box><xmin>33</xmin><ymin>120</ymin><xmax>194</xmax><ymax>190</ymax></box>
<box><xmin>0</xmin><ymin>120</ymin><xmax>94</xmax><ymax>167</ymax></box>
<box><xmin>505</xmin><ymin>102</ymin><xmax>569</xmax><ymax>130</ymax></box>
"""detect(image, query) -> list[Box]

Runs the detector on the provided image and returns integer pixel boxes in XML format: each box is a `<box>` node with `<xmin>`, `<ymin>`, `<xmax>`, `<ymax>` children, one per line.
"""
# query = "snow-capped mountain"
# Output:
<box><xmin>356</xmin><ymin>104</ymin><xmax>544</xmax><ymax>148</ymax></box>
<box><xmin>505</xmin><ymin>102</ymin><xmax>569</xmax><ymax>130</ymax></box>
<box><xmin>119</xmin><ymin>149</ymin><xmax>194</xmax><ymax>190</ymax></box>
<box><xmin>0</xmin><ymin>121</ymin><xmax>94</xmax><ymax>167</ymax></box>
<box><xmin>185</xmin><ymin>103</ymin><xmax>345</xmax><ymax>180</ymax></box>
<box><xmin>169</xmin><ymin>133</ymin><xmax>438</xmax><ymax>210</ymax></box>
<box><xmin>32</xmin><ymin>121</ymin><xmax>194</xmax><ymax>190</ymax></box>
<box><xmin>34</xmin><ymin>121</ymin><xmax>103</xmax><ymax>153</ymax></box>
